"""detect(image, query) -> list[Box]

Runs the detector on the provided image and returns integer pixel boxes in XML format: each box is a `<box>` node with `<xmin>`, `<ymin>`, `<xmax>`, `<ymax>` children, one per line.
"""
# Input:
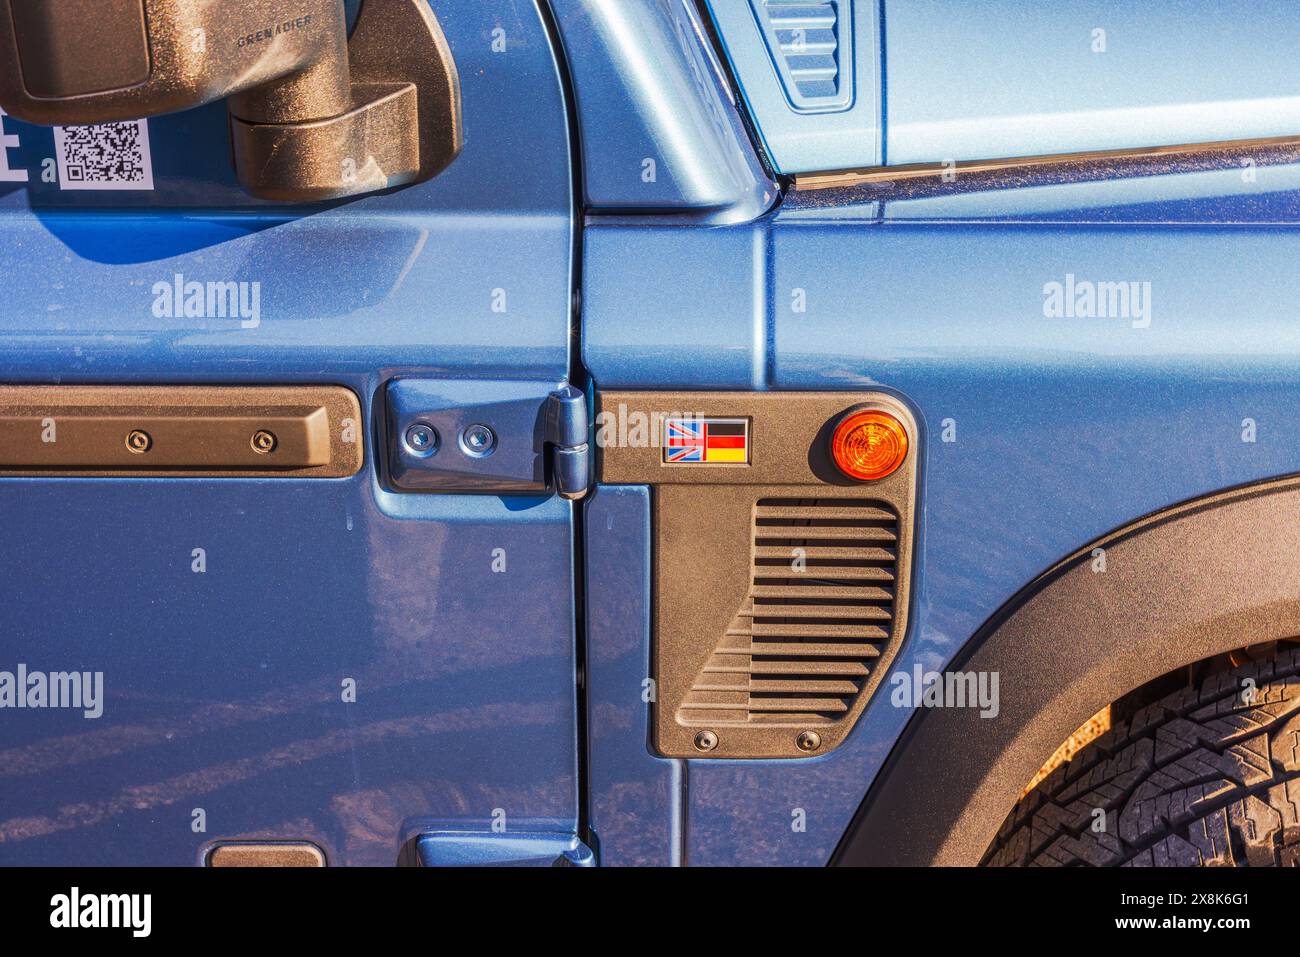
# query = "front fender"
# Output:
<box><xmin>834</xmin><ymin>476</ymin><xmax>1300</xmax><ymax>866</ymax></box>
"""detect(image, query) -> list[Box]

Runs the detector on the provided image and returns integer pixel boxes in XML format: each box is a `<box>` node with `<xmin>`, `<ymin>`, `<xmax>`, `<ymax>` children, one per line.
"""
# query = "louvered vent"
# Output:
<box><xmin>753</xmin><ymin>0</ymin><xmax>852</xmax><ymax>112</ymax></box>
<box><xmin>678</xmin><ymin>498</ymin><xmax>898</xmax><ymax>726</ymax></box>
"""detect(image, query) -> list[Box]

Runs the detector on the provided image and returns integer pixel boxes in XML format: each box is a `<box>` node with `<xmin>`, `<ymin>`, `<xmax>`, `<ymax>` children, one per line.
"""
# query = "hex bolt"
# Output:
<box><xmin>796</xmin><ymin>730</ymin><xmax>822</xmax><ymax>753</ymax></box>
<box><xmin>125</xmin><ymin>429</ymin><xmax>151</xmax><ymax>454</ymax></box>
<box><xmin>403</xmin><ymin>422</ymin><xmax>438</xmax><ymax>457</ymax></box>
<box><xmin>694</xmin><ymin>730</ymin><xmax>719</xmax><ymax>752</ymax></box>
<box><xmin>460</xmin><ymin>423</ymin><xmax>496</xmax><ymax>457</ymax></box>
<box><xmin>251</xmin><ymin>430</ymin><xmax>277</xmax><ymax>454</ymax></box>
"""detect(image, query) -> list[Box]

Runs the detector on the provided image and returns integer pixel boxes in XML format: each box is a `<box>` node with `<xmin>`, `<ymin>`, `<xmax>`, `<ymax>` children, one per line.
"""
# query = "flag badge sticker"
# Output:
<box><xmin>663</xmin><ymin>417</ymin><xmax>750</xmax><ymax>465</ymax></box>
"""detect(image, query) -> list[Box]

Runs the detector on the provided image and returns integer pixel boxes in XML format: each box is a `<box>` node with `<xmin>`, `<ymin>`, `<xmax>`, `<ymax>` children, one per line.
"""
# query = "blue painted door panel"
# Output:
<box><xmin>0</xmin><ymin>4</ymin><xmax>573</xmax><ymax>377</ymax></box>
<box><xmin>0</xmin><ymin>0</ymin><xmax>580</xmax><ymax>866</ymax></box>
<box><xmin>0</xmin><ymin>481</ymin><xmax>577</xmax><ymax>866</ymax></box>
<box><xmin>582</xmin><ymin>169</ymin><xmax>1300</xmax><ymax>863</ymax></box>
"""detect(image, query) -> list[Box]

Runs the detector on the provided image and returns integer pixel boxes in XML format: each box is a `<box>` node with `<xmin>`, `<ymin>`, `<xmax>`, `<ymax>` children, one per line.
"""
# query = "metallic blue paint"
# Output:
<box><xmin>0</xmin><ymin>0</ymin><xmax>583</xmax><ymax>866</ymax></box>
<box><xmin>582</xmin><ymin>168</ymin><xmax>1300</xmax><ymax>864</ymax></box>
<box><xmin>743</xmin><ymin>0</ymin><xmax>856</xmax><ymax>113</ymax></box>
<box><xmin>0</xmin><ymin>0</ymin><xmax>574</xmax><ymax>380</ymax></box>
<box><xmin>584</xmin><ymin>485</ymin><xmax>683</xmax><ymax>867</ymax></box>
<box><xmin>549</xmin><ymin>0</ymin><xmax>776</xmax><ymax>224</ymax></box>
<box><xmin>583</xmin><ymin>224</ymin><xmax>769</xmax><ymax>390</ymax></box>
<box><xmin>884</xmin><ymin>0</ymin><xmax>1300</xmax><ymax>166</ymax></box>
<box><xmin>704</xmin><ymin>0</ymin><xmax>881</xmax><ymax>174</ymax></box>
<box><xmin>416</xmin><ymin>830</ymin><xmax>595</xmax><ymax>866</ymax></box>
<box><xmin>0</xmin><ymin>474</ymin><xmax>579</xmax><ymax>866</ymax></box>
<box><xmin>707</xmin><ymin>0</ymin><xmax>1300</xmax><ymax>174</ymax></box>
<box><xmin>0</xmin><ymin>211</ymin><xmax>571</xmax><ymax>379</ymax></box>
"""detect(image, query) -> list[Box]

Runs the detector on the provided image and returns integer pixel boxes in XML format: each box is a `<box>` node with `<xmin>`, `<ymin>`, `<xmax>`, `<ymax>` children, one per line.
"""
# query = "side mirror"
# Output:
<box><xmin>0</xmin><ymin>0</ymin><xmax>462</xmax><ymax>201</ymax></box>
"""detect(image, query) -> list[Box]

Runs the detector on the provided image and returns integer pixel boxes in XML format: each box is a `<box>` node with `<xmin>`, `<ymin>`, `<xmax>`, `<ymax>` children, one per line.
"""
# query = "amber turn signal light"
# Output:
<box><xmin>830</xmin><ymin>409</ymin><xmax>909</xmax><ymax>481</ymax></box>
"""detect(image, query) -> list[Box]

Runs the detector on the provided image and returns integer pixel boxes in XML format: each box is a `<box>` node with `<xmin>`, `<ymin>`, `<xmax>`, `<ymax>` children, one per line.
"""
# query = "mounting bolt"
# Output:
<box><xmin>796</xmin><ymin>730</ymin><xmax>822</xmax><ymax>753</ymax></box>
<box><xmin>403</xmin><ymin>422</ymin><xmax>438</xmax><ymax>457</ymax></box>
<box><xmin>460</xmin><ymin>423</ymin><xmax>496</xmax><ymax>457</ymax></box>
<box><xmin>251</xmin><ymin>430</ymin><xmax>277</xmax><ymax>454</ymax></box>
<box><xmin>125</xmin><ymin>429</ymin><xmax>151</xmax><ymax>454</ymax></box>
<box><xmin>693</xmin><ymin>730</ymin><xmax>718</xmax><ymax>752</ymax></box>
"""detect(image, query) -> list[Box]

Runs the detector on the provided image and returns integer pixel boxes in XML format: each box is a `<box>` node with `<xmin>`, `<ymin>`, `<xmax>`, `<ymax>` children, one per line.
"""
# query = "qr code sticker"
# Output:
<box><xmin>53</xmin><ymin>120</ymin><xmax>154</xmax><ymax>191</ymax></box>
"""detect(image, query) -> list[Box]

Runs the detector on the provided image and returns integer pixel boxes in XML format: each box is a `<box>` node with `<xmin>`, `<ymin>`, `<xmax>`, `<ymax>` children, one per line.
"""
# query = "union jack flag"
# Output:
<box><xmin>664</xmin><ymin>418</ymin><xmax>706</xmax><ymax>462</ymax></box>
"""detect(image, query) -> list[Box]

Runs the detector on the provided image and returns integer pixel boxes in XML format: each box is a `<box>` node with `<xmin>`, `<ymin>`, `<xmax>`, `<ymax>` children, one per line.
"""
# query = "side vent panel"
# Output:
<box><xmin>597</xmin><ymin>391</ymin><xmax>918</xmax><ymax>760</ymax></box>
<box><xmin>751</xmin><ymin>0</ymin><xmax>854</xmax><ymax>112</ymax></box>
<box><xmin>678</xmin><ymin>499</ymin><xmax>898</xmax><ymax>725</ymax></box>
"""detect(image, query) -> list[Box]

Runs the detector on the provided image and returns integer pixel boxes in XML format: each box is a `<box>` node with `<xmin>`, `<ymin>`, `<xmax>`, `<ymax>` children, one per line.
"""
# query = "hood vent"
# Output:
<box><xmin>678</xmin><ymin>498</ymin><xmax>899</xmax><ymax>725</ymax></box>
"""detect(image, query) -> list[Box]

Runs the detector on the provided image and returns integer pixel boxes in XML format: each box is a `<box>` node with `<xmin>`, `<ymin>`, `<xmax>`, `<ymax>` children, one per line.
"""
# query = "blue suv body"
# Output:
<box><xmin>1</xmin><ymin>0</ymin><xmax>1298</xmax><ymax>869</ymax></box>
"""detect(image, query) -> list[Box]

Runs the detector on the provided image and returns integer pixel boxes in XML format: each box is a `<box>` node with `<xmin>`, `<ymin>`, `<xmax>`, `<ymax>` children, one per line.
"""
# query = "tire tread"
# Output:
<box><xmin>983</xmin><ymin>647</ymin><xmax>1300</xmax><ymax>866</ymax></box>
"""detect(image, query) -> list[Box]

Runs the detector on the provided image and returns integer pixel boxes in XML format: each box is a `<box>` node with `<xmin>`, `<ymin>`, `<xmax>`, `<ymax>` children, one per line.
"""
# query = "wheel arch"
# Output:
<box><xmin>833</xmin><ymin>475</ymin><xmax>1300</xmax><ymax>866</ymax></box>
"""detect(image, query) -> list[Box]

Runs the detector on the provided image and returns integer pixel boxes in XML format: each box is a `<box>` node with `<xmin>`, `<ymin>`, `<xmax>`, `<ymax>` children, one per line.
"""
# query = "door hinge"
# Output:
<box><xmin>386</xmin><ymin>378</ymin><xmax>590</xmax><ymax>498</ymax></box>
<box><xmin>546</xmin><ymin>385</ymin><xmax>590</xmax><ymax>501</ymax></box>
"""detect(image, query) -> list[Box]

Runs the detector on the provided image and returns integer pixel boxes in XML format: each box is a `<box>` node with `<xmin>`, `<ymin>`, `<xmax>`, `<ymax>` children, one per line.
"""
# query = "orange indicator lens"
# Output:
<box><xmin>830</xmin><ymin>409</ymin><xmax>909</xmax><ymax>481</ymax></box>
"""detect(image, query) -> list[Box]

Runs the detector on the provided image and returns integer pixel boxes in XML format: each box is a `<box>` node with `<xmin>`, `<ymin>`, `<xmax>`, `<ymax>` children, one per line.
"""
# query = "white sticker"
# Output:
<box><xmin>53</xmin><ymin>119</ymin><xmax>154</xmax><ymax>191</ymax></box>
<box><xmin>0</xmin><ymin>107</ymin><xmax>28</xmax><ymax>182</ymax></box>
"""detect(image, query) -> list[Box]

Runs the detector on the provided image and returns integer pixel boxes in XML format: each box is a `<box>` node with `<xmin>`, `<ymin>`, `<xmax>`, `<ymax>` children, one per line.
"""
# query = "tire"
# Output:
<box><xmin>983</xmin><ymin>645</ymin><xmax>1300</xmax><ymax>866</ymax></box>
